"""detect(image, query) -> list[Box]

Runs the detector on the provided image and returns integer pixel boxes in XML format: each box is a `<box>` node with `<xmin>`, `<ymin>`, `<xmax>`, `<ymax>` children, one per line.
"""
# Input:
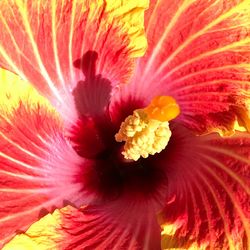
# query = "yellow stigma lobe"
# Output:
<box><xmin>144</xmin><ymin>96</ymin><xmax>180</xmax><ymax>122</ymax></box>
<box><xmin>115</xmin><ymin>96</ymin><xmax>180</xmax><ymax>161</ymax></box>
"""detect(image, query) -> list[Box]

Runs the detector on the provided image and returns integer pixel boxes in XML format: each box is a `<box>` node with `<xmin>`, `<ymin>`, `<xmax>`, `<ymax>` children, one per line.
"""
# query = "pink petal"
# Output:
<box><xmin>0</xmin><ymin>0</ymin><xmax>148</xmax><ymax>123</ymax></box>
<box><xmin>3</xmin><ymin>204</ymin><xmax>161</xmax><ymax>250</ymax></box>
<box><xmin>111</xmin><ymin>0</ymin><xmax>250</xmax><ymax>135</ymax></box>
<box><xmin>60</xmin><ymin>204</ymin><xmax>161</xmax><ymax>250</ymax></box>
<box><xmin>158</xmin><ymin>123</ymin><xmax>249</xmax><ymax>248</ymax></box>
<box><xmin>0</xmin><ymin>71</ymin><xmax>86</xmax><ymax>247</ymax></box>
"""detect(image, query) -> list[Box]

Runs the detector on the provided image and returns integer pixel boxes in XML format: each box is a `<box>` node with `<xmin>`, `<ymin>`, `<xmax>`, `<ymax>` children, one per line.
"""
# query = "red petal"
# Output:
<box><xmin>159</xmin><ymin>124</ymin><xmax>250</xmax><ymax>249</ymax></box>
<box><xmin>0</xmin><ymin>70</ymin><xmax>85</xmax><ymax>247</ymax></box>
<box><xmin>113</xmin><ymin>0</ymin><xmax>250</xmax><ymax>135</ymax></box>
<box><xmin>62</xmin><ymin>204</ymin><xmax>161</xmax><ymax>250</ymax></box>
<box><xmin>3</xmin><ymin>204</ymin><xmax>161</xmax><ymax>249</ymax></box>
<box><xmin>0</xmin><ymin>0</ymin><xmax>148</xmax><ymax>122</ymax></box>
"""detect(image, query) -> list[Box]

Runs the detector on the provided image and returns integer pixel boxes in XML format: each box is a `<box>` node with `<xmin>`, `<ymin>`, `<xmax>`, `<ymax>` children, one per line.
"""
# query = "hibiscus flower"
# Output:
<box><xmin>0</xmin><ymin>0</ymin><xmax>249</xmax><ymax>249</ymax></box>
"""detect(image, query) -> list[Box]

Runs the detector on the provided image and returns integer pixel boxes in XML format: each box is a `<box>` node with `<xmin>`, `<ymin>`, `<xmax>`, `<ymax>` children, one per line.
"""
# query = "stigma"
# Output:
<box><xmin>115</xmin><ymin>96</ymin><xmax>180</xmax><ymax>161</ymax></box>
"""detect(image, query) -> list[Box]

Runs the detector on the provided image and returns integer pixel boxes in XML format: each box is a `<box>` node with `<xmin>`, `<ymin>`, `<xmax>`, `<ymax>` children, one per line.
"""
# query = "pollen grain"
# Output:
<box><xmin>115</xmin><ymin>96</ymin><xmax>180</xmax><ymax>161</ymax></box>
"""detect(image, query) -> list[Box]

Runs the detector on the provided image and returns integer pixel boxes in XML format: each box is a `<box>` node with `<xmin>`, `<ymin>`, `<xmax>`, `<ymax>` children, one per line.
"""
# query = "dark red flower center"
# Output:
<box><xmin>68</xmin><ymin>51</ymin><xmax>172</xmax><ymax>205</ymax></box>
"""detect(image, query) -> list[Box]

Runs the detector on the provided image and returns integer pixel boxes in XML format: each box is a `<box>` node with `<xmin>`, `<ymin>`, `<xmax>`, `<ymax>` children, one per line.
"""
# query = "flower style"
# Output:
<box><xmin>0</xmin><ymin>0</ymin><xmax>250</xmax><ymax>249</ymax></box>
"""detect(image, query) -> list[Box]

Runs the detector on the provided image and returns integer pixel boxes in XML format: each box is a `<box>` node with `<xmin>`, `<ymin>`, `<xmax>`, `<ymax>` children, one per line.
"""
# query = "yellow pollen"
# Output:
<box><xmin>115</xmin><ymin>96</ymin><xmax>180</xmax><ymax>161</ymax></box>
